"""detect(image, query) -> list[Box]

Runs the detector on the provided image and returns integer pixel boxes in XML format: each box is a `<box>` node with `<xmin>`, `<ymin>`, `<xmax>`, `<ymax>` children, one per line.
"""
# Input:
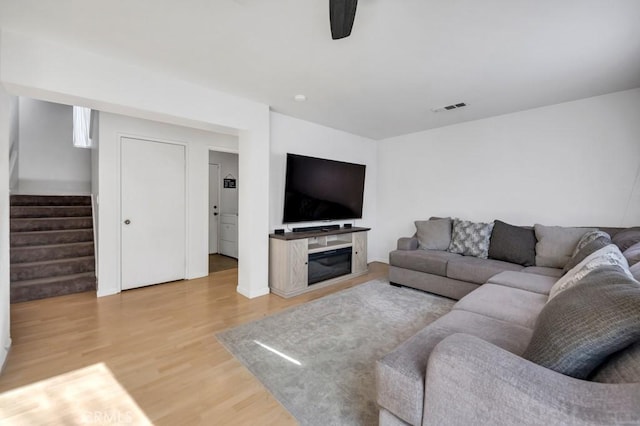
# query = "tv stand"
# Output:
<box><xmin>292</xmin><ymin>224</ymin><xmax>340</xmax><ymax>233</ymax></box>
<box><xmin>268</xmin><ymin>227</ymin><xmax>370</xmax><ymax>298</ymax></box>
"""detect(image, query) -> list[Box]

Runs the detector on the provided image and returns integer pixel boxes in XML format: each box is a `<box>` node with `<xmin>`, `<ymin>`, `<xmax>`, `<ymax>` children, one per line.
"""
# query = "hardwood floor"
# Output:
<box><xmin>0</xmin><ymin>262</ymin><xmax>389</xmax><ymax>425</ymax></box>
<box><xmin>209</xmin><ymin>254</ymin><xmax>238</xmax><ymax>273</ymax></box>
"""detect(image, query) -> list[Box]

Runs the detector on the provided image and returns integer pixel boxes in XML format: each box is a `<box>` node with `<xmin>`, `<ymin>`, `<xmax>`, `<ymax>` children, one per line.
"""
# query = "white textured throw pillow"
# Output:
<box><xmin>548</xmin><ymin>244</ymin><xmax>632</xmax><ymax>301</ymax></box>
<box><xmin>571</xmin><ymin>230</ymin><xmax>611</xmax><ymax>257</ymax></box>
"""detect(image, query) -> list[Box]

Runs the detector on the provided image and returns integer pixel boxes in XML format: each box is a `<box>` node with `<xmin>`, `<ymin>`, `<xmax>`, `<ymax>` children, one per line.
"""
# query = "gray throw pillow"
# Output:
<box><xmin>448</xmin><ymin>218</ymin><xmax>494</xmax><ymax>259</ymax></box>
<box><xmin>590</xmin><ymin>342</ymin><xmax>640</xmax><ymax>384</ymax></box>
<box><xmin>534</xmin><ymin>224</ymin><xmax>596</xmax><ymax>268</ymax></box>
<box><xmin>523</xmin><ymin>265</ymin><xmax>640</xmax><ymax>379</ymax></box>
<box><xmin>488</xmin><ymin>220</ymin><xmax>536</xmax><ymax>266</ymax></box>
<box><xmin>562</xmin><ymin>235</ymin><xmax>611</xmax><ymax>273</ymax></box>
<box><xmin>623</xmin><ymin>242</ymin><xmax>640</xmax><ymax>267</ymax></box>
<box><xmin>415</xmin><ymin>218</ymin><xmax>451</xmax><ymax>250</ymax></box>
<box><xmin>612</xmin><ymin>227</ymin><xmax>640</xmax><ymax>252</ymax></box>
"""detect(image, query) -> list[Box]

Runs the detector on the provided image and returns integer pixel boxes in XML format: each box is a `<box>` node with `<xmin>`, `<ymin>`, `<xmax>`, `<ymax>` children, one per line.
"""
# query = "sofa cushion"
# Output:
<box><xmin>379</xmin><ymin>408</ymin><xmax>410</xmax><ymax>426</ymax></box>
<box><xmin>612</xmin><ymin>227</ymin><xmax>640</xmax><ymax>252</ymax></box>
<box><xmin>453</xmin><ymin>283</ymin><xmax>547</xmax><ymax>329</ymax></box>
<box><xmin>397</xmin><ymin>237</ymin><xmax>418</xmax><ymax>251</ymax></box>
<box><xmin>632</xmin><ymin>262</ymin><xmax>640</xmax><ymax>281</ymax></box>
<box><xmin>523</xmin><ymin>265</ymin><xmax>640</xmax><ymax>380</ymax></box>
<box><xmin>415</xmin><ymin>218</ymin><xmax>451</xmax><ymax>251</ymax></box>
<box><xmin>487</xmin><ymin>271</ymin><xmax>557</xmax><ymax>295</ymax></box>
<box><xmin>591</xmin><ymin>342</ymin><xmax>640</xmax><ymax>384</ymax></box>
<box><xmin>521</xmin><ymin>266</ymin><xmax>564</xmax><ymax>278</ymax></box>
<box><xmin>562</xmin><ymin>235</ymin><xmax>611</xmax><ymax>273</ymax></box>
<box><xmin>488</xmin><ymin>220</ymin><xmax>536</xmax><ymax>266</ymax></box>
<box><xmin>549</xmin><ymin>244</ymin><xmax>630</xmax><ymax>301</ymax></box>
<box><xmin>376</xmin><ymin>310</ymin><xmax>532</xmax><ymax>426</ymax></box>
<box><xmin>446</xmin><ymin>256</ymin><xmax>523</xmax><ymax>284</ymax></box>
<box><xmin>623</xmin><ymin>242</ymin><xmax>640</xmax><ymax>266</ymax></box>
<box><xmin>448</xmin><ymin>218</ymin><xmax>494</xmax><ymax>259</ymax></box>
<box><xmin>534</xmin><ymin>224</ymin><xmax>595</xmax><ymax>268</ymax></box>
<box><xmin>389</xmin><ymin>249</ymin><xmax>461</xmax><ymax>277</ymax></box>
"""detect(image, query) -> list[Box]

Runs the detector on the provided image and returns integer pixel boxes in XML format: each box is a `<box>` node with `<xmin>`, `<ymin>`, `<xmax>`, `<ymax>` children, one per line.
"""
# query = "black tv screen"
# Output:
<box><xmin>283</xmin><ymin>154</ymin><xmax>366</xmax><ymax>223</ymax></box>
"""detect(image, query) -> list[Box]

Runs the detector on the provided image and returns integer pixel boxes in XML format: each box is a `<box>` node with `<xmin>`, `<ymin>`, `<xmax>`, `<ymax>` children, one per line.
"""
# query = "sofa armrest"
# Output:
<box><xmin>423</xmin><ymin>334</ymin><xmax>640</xmax><ymax>426</ymax></box>
<box><xmin>397</xmin><ymin>237</ymin><xmax>418</xmax><ymax>251</ymax></box>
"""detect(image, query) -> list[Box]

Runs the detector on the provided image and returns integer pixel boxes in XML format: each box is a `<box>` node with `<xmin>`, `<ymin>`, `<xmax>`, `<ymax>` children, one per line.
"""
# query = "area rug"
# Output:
<box><xmin>216</xmin><ymin>279</ymin><xmax>454</xmax><ymax>425</ymax></box>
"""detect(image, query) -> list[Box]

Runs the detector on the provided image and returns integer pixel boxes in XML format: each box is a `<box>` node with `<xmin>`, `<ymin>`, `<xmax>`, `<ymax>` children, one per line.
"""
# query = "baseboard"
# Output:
<box><xmin>0</xmin><ymin>338</ymin><xmax>12</xmax><ymax>375</ymax></box>
<box><xmin>97</xmin><ymin>288</ymin><xmax>120</xmax><ymax>298</ymax></box>
<box><xmin>236</xmin><ymin>285</ymin><xmax>270</xmax><ymax>299</ymax></box>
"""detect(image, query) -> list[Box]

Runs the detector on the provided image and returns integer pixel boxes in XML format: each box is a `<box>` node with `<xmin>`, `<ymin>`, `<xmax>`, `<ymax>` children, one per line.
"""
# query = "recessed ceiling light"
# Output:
<box><xmin>294</xmin><ymin>94</ymin><xmax>307</xmax><ymax>102</ymax></box>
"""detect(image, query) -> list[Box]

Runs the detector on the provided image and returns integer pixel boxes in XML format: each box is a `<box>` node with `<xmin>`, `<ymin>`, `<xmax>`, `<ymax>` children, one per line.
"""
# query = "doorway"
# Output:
<box><xmin>209</xmin><ymin>163</ymin><xmax>220</xmax><ymax>254</ymax></box>
<box><xmin>208</xmin><ymin>150</ymin><xmax>239</xmax><ymax>273</ymax></box>
<box><xmin>121</xmin><ymin>137</ymin><xmax>186</xmax><ymax>290</ymax></box>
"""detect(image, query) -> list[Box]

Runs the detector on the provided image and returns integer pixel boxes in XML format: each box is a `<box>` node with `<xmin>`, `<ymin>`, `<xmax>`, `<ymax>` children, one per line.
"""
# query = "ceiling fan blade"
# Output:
<box><xmin>330</xmin><ymin>0</ymin><xmax>358</xmax><ymax>40</ymax></box>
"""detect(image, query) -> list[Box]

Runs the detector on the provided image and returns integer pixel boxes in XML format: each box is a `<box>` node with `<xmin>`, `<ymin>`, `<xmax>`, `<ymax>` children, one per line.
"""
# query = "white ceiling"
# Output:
<box><xmin>1</xmin><ymin>0</ymin><xmax>639</xmax><ymax>140</ymax></box>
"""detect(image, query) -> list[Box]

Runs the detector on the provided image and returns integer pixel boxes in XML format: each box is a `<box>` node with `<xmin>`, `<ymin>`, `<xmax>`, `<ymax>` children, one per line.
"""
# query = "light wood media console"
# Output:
<box><xmin>269</xmin><ymin>227</ymin><xmax>370</xmax><ymax>298</ymax></box>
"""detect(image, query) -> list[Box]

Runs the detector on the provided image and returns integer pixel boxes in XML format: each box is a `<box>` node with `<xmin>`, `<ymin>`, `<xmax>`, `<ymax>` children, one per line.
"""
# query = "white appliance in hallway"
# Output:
<box><xmin>219</xmin><ymin>214</ymin><xmax>238</xmax><ymax>258</ymax></box>
<box><xmin>209</xmin><ymin>163</ymin><xmax>220</xmax><ymax>254</ymax></box>
<box><xmin>120</xmin><ymin>137</ymin><xmax>186</xmax><ymax>290</ymax></box>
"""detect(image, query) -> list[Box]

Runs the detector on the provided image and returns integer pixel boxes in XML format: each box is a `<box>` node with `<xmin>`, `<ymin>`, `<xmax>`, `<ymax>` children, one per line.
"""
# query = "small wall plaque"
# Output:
<box><xmin>223</xmin><ymin>178</ymin><xmax>236</xmax><ymax>189</ymax></box>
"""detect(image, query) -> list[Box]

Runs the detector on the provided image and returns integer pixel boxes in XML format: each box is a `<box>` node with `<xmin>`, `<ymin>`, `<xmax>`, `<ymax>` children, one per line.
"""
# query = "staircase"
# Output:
<box><xmin>10</xmin><ymin>195</ymin><xmax>96</xmax><ymax>303</ymax></box>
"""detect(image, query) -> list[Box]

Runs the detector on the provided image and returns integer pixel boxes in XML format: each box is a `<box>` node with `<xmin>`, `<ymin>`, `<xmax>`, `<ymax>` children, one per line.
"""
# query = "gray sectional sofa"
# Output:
<box><xmin>378</xmin><ymin>219</ymin><xmax>640</xmax><ymax>426</ymax></box>
<box><xmin>388</xmin><ymin>221</ymin><xmax>627</xmax><ymax>299</ymax></box>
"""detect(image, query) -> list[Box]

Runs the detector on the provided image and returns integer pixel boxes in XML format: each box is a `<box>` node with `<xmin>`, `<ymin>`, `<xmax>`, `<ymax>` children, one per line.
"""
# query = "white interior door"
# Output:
<box><xmin>121</xmin><ymin>137</ymin><xmax>186</xmax><ymax>290</ymax></box>
<box><xmin>209</xmin><ymin>164</ymin><xmax>220</xmax><ymax>254</ymax></box>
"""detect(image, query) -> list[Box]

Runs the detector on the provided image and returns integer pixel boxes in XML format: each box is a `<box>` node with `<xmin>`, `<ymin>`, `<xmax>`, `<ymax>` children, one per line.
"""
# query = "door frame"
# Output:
<box><xmin>208</xmin><ymin>162</ymin><xmax>221</xmax><ymax>254</ymax></box>
<box><xmin>118</xmin><ymin>134</ymin><xmax>189</xmax><ymax>291</ymax></box>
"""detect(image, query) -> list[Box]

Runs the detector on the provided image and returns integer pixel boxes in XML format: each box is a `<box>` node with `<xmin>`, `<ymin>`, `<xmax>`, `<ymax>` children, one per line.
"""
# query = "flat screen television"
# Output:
<box><xmin>283</xmin><ymin>153</ymin><xmax>366</xmax><ymax>223</ymax></box>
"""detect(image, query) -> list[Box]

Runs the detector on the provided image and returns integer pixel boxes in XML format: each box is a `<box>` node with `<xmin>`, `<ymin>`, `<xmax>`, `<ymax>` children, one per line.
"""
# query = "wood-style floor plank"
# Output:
<box><xmin>0</xmin><ymin>262</ymin><xmax>388</xmax><ymax>425</ymax></box>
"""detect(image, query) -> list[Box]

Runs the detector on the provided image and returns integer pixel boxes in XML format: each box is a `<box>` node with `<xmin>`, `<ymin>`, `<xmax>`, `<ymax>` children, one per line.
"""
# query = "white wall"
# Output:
<box><xmin>90</xmin><ymin>112</ymin><xmax>100</xmax><ymax>277</ymax></box>
<box><xmin>0</xmin><ymin>30</ymin><xmax>271</xmax><ymax>299</ymax></box>
<box><xmin>96</xmin><ymin>112</ymin><xmax>238</xmax><ymax>296</ymax></box>
<box><xmin>375</xmin><ymin>88</ymin><xmax>640</xmax><ymax>261</ymax></box>
<box><xmin>209</xmin><ymin>151</ymin><xmax>239</xmax><ymax>215</ymax></box>
<box><xmin>269</xmin><ymin>112</ymin><xmax>379</xmax><ymax>259</ymax></box>
<box><xmin>0</xmin><ymin>87</ymin><xmax>17</xmax><ymax>371</ymax></box>
<box><xmin>17</xmin><ymin>98</ymin><xmax>91</xmax><ymax>194</ymax></box>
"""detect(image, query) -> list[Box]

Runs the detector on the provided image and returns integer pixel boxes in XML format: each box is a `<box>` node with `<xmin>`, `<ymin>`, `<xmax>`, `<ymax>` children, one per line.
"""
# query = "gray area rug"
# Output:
<box><xmin>216</xmin><ymin>279</ymin><xmax>454</xmax><ymax>425</ymax></box>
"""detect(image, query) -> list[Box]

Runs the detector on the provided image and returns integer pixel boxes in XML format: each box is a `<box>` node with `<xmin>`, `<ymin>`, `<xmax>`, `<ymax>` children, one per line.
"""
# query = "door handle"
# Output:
<box><xmin>124</xmin><ymin>219</ymin><xmax>131</xmax><ymax>225</ymax></box>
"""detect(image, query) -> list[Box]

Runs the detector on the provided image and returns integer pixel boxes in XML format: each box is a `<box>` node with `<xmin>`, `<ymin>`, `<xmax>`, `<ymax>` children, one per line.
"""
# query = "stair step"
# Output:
<box><xmin>10</xmin><ymin>272</ymin><xmax>96</xmax><ymax>303</ymax></box>
<box><xmin>11</xmin><ymin>229</ymin><xmax>94</xmax><ymax>247</ymax></box>
<box><xmin>10</xmin><ymin>216</ymin><xmax>93</xmax><ymax>232</ymax></box>
<box><xmin>11</xmin><ymin>256</ymin><xmax>95</xmax><ymax>282</ymax></box>
<box><xmin>10</xmin><ymin>195</ymin><xmax>91</xmax><ymax>206</ymax></box>
<box><xmin>11</xmin><ymin>242</ymin><xmax>95</xmax><ymax>264</ymax></box>
<box><xmin>10</xmin><ymin>205</ymin><xmax>92</xmax><ymax>218</ymax></box>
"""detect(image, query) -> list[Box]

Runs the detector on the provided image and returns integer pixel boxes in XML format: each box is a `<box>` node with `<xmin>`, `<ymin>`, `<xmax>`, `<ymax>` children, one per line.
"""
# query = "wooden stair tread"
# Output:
<box><xmin>10</xmin><ymin>229</ymin><xmax>93</xmax><ymax>236</ymax></box>
<box><xmin>11</xmin><ymin>272</ymin><xmax>96</xmax><ymax>287</ymax></box>
<box><xmin>10</xmin><ymin>255</ymin><xmax>95</xmax><ymax>268</ymax></box>
<box><xmin>11</xmin><ymin>241</ymin><xmax>94</xmax><ymax>251</ymax></box>
<box><xmin>11</xmin><ymin>216</ymin><xmax>93</xmax><ymax>221</ymax></box>
<box><xmin>10</xmin><ymin>195</ymin><xmax>91</xmax><ymax>206</ymax></box>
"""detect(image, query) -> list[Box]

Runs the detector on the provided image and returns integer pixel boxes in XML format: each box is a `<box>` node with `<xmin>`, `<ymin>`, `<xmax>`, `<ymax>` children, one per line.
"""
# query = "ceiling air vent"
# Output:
<box><xmin>432</xmin><ymin>102</ymin><xmax>467</xmax><ymax>113</ymax></box>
